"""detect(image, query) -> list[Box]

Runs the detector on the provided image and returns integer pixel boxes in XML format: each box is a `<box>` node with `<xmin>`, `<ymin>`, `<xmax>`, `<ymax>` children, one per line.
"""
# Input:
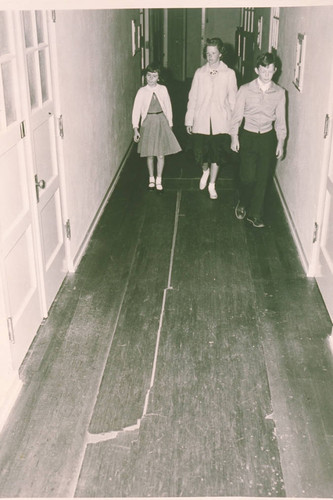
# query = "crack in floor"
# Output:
<box><xmin>70</xmin><ymin>191</ymin><xmax>182</xmax><ymax>495</ymax></box>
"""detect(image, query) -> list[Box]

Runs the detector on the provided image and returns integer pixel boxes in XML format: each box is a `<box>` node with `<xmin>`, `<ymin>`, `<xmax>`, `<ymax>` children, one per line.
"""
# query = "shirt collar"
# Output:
<box><xmin>257</xmin><ymin>77</ymin><xmax>271</xmax><ymax>93</ymax></box>
<box><xmin>145</xmin><ymin>84</ymin><xmax>160</xmax><ymax>92</ymax></box>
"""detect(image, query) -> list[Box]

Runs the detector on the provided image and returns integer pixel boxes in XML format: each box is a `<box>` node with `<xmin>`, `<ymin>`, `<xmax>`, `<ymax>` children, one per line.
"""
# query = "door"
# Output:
<box><xmin>0</xmin><ymin>11</ymin><xmax>66</xmax><ymax>369</ymax></box>
<box><xmin>167</xmin><ymin>9</ymin><xmax>186</xmax><ymax>81</ymax></box>
<box><xmin>22</xmin><ymin>10</ymin><xmax>66</xmax><ymax>312</ymax></box>
<box><xmin>149</xmin><ymin>9</ymin><xmax>164</xmax><ymax>66</ymax></box>
<box><xmin>235</xmin><ymin>27</ymin><xmax>255</xmax><ymax>84</ymax></box>
<box><xmin>309</xmin><ymin>60</ymin><xmax>333</xmax><ymax>323</ymax></box>
<box><xmin>315</xmin><ymin>122</ymin><xmax>333</xmax><ymax>321</ymax></box>
<box><xmin>0</xmin><ymin>11</ymin><xmax>44</xmax><ymax>369</ymax></box>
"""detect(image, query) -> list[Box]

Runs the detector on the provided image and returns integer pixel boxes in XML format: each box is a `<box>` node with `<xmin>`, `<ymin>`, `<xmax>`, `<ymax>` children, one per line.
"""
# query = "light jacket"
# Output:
<box><xmin>132</xmin><ymin>84</ymin><xmax>173</xmax><ymax>128</ymax></box>
<box><xmin>185</xmin><ymin>61</ymin><xmax>238</xmax><ymax>135</ymax></box>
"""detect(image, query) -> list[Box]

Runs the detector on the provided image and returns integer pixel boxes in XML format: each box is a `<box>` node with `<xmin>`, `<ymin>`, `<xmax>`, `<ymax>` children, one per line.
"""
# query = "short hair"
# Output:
<box><xmin>203</xmin><ymin>37</ymin><xmax>224</xmax><ymax>59</ymax></box>
<box><xmin>256</xmin><ymin>52</ymin><xmax>276</xmax><ymax>68</ymax></box>
<box><xmin>143</xmin><ymin>62</ymin><xmax>161</xmax><ymax>77</ymax></box>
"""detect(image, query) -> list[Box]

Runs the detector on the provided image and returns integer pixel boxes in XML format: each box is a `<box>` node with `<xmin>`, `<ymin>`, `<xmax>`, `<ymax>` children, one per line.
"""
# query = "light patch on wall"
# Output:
<box><xmin>257</xmin><ymin>16</ymin><xmax>263</xmax><ymax>50</ymax></box>
<box><xmin>293</xmin><ymin>32</ymin><xmax>306</xmax><ymax>93</ymax></box>
<box><xmin>131</xmin><ymin>20</ymin><xmax>136</xmax><ymax>56</ymax></box>
<box><xmin>131</xmin><ymin>19</ymin><xmax>141</xmax><ymax>57</ymax></box>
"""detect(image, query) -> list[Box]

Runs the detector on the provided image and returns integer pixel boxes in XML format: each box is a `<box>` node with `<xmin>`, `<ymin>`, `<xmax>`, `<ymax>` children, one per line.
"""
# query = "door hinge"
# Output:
<box><xmin>313</xmin><ymin>222</ymin><xmax>319</xmax><ymax>243</ymax></box>
<box><xmin>324</xmin><ymin>114</ymin><xmax>330</xmax><ymax>139</ymax></box>
<box><xmin>58</xmin><ymin>115</ymin><xmax>64</xmax><ymax>139</ymax></box>
<box><xmin>7</xmin><ymin>317</ymin><xmax>15</xmax><ymax>344</ymax></box>
<box><xmin>51</xmin><ymin>10</ymin><xmax>56</xmax><ymax>22</ymax></box>
<box><xmin>65</xmin><ymin>219</ymin><xmax>71</xmax><ymax>240</ymax></box>
<box><xmin>20</xmin><ymin>121</ymin><xmax>26</xmax><ymax>139</ymax></box>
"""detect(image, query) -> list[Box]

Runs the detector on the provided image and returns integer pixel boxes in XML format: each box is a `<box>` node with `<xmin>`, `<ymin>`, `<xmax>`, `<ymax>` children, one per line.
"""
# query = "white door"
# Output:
<box><xmin>22</xmin><ymin>10</ymin><xmax>66</xmax><ymax>312</ymax></box>
<box><xmin>0</xmin><ymin>11</ymin><xmax>43</xmax><ymax>369</ymax></box>
<box><xmin>0</xmin><ymin>11</ymin><xmax>67</xmax><ymax>369</ymax></box>
<box><xmin>309</xmin><ymin>59</ymin><xmax>333</xmax><ymax>323</ymax></box>
<box><xmin>316</xmin><ymin>126</ymin><xmax>333</xmax><ymax>321</ymax></box>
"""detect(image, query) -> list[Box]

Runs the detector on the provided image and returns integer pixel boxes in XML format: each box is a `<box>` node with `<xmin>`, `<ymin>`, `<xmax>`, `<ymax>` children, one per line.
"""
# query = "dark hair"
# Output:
<box><xmin>143</xmin><ymin>62</ymin><xmax>161</xmax><ymax>77</ymax></box>
<box><xmin>203</xmin><ymin>37</ymin><xmax>224</xmax><ymax>59</ymax></box>
<box><xmin>256</xmin><ymin>52</ymin><xmax>276</xmax><ymax>68</ymax></box>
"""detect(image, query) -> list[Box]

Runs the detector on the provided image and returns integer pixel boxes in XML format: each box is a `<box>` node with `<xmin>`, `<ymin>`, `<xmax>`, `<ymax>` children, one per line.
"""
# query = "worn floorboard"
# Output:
<box><xmin>75</xmin><ymin>189</ymin><xmax>285</xmax><ymax>497</ymax></box>
<box><xmin>0</xmin><ymin>147</ymin><xmax>332</xmax><ymax>497</ymax></box>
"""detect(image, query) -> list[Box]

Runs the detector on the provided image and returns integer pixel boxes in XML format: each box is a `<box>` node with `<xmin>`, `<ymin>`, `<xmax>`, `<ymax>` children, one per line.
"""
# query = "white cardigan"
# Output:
<box><xmin>132</xmin><ymin>84</ymin><xmax>173</xmax><ymax>128</ymax></box>
<box><xmin>185</xmin><ymin>61</ymin><xmax>238</xmax><ymax>135</ymax></box>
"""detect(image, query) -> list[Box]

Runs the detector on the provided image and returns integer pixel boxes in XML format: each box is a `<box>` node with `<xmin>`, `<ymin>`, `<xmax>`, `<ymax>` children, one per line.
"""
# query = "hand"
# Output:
<box><xmin>186</xmin><ymin>126</ymin><xmax>192</xmax><ymax>135</ymax></box>
<box><xmin>231</xmin><ymin>136</ymin><xmax>239</xmax><ymax>153</ymax></box>
<box><xmin>276</xmin><ymin>141</ymin><xmax>284</xmax><ymax>159</ymax></box>
<box><xmin>133</xmin><ymin>129</ymin><xmax>140</xmax><ymax>143</ymax></box>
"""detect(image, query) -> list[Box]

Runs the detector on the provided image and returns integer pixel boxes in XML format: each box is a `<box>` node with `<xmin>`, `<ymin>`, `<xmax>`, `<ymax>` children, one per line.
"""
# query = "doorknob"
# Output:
<box><xmin>35</xmin><ymin>174</ymin><xmax>46</xmax><ymax>202</ymax></box>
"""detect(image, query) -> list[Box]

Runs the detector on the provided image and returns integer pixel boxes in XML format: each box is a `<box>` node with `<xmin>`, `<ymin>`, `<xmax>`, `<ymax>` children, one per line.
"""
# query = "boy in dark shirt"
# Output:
<box><xmin>230</xmin><ymin>52</ymin><xmax>287</xmax><ymax>228</ymax></box>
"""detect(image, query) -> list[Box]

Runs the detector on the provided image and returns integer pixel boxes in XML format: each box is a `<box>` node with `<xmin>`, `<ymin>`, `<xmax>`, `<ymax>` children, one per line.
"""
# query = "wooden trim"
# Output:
<box><xmin>274</xmin><ymin>176</ymin><xmax>309</xmax><ymax>275</ymax></box>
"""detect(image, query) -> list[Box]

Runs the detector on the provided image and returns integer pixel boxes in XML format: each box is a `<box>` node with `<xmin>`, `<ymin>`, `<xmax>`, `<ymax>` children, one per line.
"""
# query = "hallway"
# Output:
<box><xmin>0</xmin><ymin>145</ymin><xmax>333</xmax><ymax>497</ymax></box>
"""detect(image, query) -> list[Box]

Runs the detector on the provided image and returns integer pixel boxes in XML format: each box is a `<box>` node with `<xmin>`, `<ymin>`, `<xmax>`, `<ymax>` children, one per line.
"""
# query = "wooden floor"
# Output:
<box><xmin>0</xmin><ymin>139</ymin><xmax>333</xmax><ymax>497</ymax></box>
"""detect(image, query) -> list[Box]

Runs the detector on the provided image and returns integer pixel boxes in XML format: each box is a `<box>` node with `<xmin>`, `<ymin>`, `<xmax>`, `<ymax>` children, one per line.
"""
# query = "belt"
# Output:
<box><xmin>147</xmin><ymin>111</ymin><xmax>163</xmax><ymax>114</ymax></box>
<box><xmin>244</xmin><ymin>128</ymin><xmax>273</xmax><ymax>135</ymax></box>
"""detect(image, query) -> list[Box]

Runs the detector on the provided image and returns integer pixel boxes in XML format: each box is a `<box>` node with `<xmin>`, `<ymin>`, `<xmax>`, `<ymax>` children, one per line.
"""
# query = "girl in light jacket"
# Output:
<box><xmin>185</xmin><ymin>38</ymin><xmax>237</xmax><ymax>199</ymax></box>
<box><xmin>132</xmin><ymin>63</ymin><xmax>181</xmax><ymax>191</ymax></box>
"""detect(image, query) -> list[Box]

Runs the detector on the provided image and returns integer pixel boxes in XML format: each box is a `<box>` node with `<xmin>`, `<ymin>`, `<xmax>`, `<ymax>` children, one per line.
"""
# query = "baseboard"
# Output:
<box><xmin>274</xmin><ymin>176</ymin><xmax>309</xmax><ymax>275</ymax></box>
<box><xmin>71</xmin><ymin>142</ymin><xmax>134</xmax><ymax>272</ymax></box>
<box><xmin>0</xmin><ymin>374</ymin><xmax>22</xmax><ymax>435</ymax></box>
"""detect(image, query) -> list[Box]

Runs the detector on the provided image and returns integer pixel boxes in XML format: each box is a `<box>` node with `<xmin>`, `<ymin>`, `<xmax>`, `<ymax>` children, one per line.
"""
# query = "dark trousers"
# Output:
<box><xmin>239</xmin><ymin>129</ymin><xmax>277</xmax><ymax>218</ymax></box>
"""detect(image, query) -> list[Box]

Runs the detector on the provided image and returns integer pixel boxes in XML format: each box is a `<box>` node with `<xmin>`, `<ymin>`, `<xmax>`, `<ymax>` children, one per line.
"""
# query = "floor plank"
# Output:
<box><xmin>75</xmin><ymin>189</ymin><xmax>285</xmax><ymax>497</ymax></box>
<box><xmin>0</xmin><ymin>146</ymin><xmax>332</xmax><ymax>498</ymax></box>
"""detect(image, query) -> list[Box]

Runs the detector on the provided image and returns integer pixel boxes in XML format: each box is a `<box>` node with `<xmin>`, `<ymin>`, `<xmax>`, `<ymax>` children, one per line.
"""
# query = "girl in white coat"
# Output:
<box><xmin>185</xmin><ymin>38</ymin><xmax>237</xmax><ymax>199</ymax></box>
<box><xmin>132</xmin><ymin>63</ymin><xmax>181</xmax><ymax>191</ymax></box>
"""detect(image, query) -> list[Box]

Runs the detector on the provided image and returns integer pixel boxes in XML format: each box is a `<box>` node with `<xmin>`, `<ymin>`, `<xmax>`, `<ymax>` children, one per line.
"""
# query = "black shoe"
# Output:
<box><xmin>247</xmin><ymin>216</ymin><xmax>265</xmax><ymax>228</ymax></box>
<box><xmin>235</xmin><ymin>201</ymin><xmax>246</xmax><ymax>220</ymax></box>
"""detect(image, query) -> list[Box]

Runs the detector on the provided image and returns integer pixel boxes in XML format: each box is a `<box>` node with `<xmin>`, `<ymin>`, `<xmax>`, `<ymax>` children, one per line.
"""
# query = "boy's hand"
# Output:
<box><xmin>231</xmin><ymin>136</ymin><xmax>239</xmax><ymax>153</ymax></box>
<box><xmin>133</xmin><ymin>128</ymin><xmax>140</xmax><ymax>143</ymax></box>
<box><xmin>276</xmin><ymin>141</ymin><xmax>284</xmax><ymax>159</ymax></box>
<box><xmin>186</xmin><ymin>126</ymin><xmax>192</xmax><ymax>135</ymax></box>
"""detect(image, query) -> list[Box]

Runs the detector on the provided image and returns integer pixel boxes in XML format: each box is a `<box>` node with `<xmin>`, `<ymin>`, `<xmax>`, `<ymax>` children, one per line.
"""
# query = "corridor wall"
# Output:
<box><xmin>276</xmin><ymin>6</ymin><xmax>333</xmax><ymax>269</ymax></box>
<box><xmin>55</xmin><ymin>9</ymin><xmax>141</xmax><ymax>267</ymax></box>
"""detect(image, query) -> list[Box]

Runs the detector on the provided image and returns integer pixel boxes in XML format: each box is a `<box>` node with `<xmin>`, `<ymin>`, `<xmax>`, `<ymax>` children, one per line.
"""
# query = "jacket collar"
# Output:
<box><xmin>204</xmin><ymin>60</ymin><xmax>228</xmax><ymax>73</ymax></box>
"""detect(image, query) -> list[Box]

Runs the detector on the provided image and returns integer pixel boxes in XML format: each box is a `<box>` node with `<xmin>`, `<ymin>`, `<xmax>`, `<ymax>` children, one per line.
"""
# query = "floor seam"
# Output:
<box><xmin>84</xmin><ymin>190</ymin><xmax>182</xmax><ymax>444</ymax></box>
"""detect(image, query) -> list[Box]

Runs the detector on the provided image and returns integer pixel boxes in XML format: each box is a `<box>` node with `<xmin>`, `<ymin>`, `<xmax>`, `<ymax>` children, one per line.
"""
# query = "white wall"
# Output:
<box><xmin>55</xmin><ymin>9</ymin><xmax>141</xmax><ymax>264</ymax></box>
<box><xmin>277</xmin><ymin>6</ymin><xmax>333</xmax><ymax>267</ymax></box>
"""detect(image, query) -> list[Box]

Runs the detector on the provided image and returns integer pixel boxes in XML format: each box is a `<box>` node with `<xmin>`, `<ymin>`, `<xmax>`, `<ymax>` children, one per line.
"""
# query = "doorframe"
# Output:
<box><xmin>47</xmin><ymin>11</ymin><xmax>72</xmax><ymax>272</ymax></box>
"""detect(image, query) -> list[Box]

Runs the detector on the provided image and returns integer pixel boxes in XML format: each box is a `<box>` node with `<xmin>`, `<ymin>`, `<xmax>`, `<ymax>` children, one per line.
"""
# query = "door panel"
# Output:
<box><xmin>0</xmin><ymin>133</ymin><xmax>42</xmax><ymax>370</ymax></box>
